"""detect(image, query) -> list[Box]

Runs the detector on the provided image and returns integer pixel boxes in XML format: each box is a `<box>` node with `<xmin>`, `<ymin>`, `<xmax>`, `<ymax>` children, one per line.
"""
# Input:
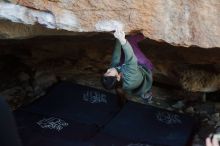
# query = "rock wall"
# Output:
<box><xmin>1</xmin><ymin>35</ymin><xmax>220</xmax><ymax>109</ymax></box>
<box><xmin>0</xmin><ymin>35</ymin><xmax>113</xmax><ymax>109</ymax></box>
<box><xmin>0</xmin><ymin>0</ymin><xmax>220</xmax><ymax>48</ymax></box>
<box><xmin>0</xmin><ymin>20</ymin><xmax>76</xmax><ymax>39</ymax></box>
<box><xmin>139</xmin><ymin>39</ymin><xmax>220</xmax><ymax>92</ymax></box>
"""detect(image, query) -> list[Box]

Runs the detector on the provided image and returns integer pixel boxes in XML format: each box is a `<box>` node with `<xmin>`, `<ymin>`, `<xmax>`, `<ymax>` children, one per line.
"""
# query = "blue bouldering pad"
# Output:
<box><xmin>91</xmin><ymin>101</ymin><xmax>194</xmax><ymax>146</ymax></box>
<box><xmin>20</xmin><ymin>82</ymin><xmax>120</xmax><ymax>127</ymax></box>
<box><xmin>14</xmin><ymin>82</ymin><xmax>194</xmax><ymax>146</ymax></box>
<box><xmin>14</xmin><ymin>82</ymin><xmax>120</xmax><ymax>146</ymax></box>
<box><xmin>14</xmin><ymin>110</ymin><xmax>96</xmax><ymax>146</ymax></box>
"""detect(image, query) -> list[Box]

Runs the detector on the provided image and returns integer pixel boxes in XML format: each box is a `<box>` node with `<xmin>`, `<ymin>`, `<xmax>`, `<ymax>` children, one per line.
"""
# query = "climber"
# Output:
<box><xmin>101</xmin><ymin>28</ymin><xmax>153</xmax><ymax>105</ymax></box>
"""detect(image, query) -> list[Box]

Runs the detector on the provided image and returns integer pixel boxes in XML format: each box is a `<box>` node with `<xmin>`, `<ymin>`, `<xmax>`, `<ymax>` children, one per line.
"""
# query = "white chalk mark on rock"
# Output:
<box><xmin>55</xmin><ymin>9</ymin><xmax>81</xmax><ymax>31</ymax></box>
<box><xmin>0</xmin><ymin>2</ymin><xmax>81</xmax><ymax>31</ymax></box>
<box><xmin>0</xmin><ymin>2</ymin><xmax>56</xmax><ymax>28</ymax></box>
<box><xmin>95</xmin><ymin>20</ymin><xmax>124</xmax><ymax>32</ymax></box>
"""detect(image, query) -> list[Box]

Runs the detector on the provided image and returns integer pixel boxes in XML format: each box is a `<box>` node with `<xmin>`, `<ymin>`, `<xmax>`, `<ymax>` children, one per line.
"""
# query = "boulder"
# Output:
<box><xmin>0</xmin><ymin>0</ymin><xmax>220</xmax><ymax>48</ymax></box>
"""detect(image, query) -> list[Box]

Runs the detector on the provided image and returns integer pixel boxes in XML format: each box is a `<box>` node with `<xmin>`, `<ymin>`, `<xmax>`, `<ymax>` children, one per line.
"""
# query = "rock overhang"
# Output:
<box><xmin>0</xmin><ymin>0</ymin><xmax>220</xmax><ymax>48</ymax></box>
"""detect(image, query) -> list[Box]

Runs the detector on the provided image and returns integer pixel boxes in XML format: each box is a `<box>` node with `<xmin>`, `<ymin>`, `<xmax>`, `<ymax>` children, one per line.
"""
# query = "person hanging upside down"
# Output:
<box><xmin>101</xmin><ymin>29</ymin><xmax>153</xmax><ymax>105</ymax></box>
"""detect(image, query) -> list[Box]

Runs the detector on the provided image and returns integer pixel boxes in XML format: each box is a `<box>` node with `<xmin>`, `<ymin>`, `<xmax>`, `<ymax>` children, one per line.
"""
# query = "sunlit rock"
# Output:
<box><xmin>0</xmin><ymin>0</ymin><xmax>220</xmax><ymax>47</ymax></box>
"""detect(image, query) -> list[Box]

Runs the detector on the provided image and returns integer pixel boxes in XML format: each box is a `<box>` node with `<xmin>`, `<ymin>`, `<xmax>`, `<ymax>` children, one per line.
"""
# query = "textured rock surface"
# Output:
<box><xmin>0</xmin><ymin>20</ymin><xmax>76</xmax><ymax>39</ymax></box>
<box><xmin>139</xmin><ymin>39</ymin><xmax>220</xmax><ymax>92</ymax></box>
<box><xmin>0</xmin><ymin>0</ymin><xmax>220</xmax><ymax>48</ymax></box>
<box><xmin>1</xmin><ymin>35</ymin><xmax>220</xmax><ymax>107</ymax></box>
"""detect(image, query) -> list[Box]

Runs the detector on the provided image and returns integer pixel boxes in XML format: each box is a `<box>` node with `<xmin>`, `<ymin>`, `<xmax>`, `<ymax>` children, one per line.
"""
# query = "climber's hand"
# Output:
<box><xmin>206</xmin><ymin>135</ymin><xmax>220</xmax><ymax>146</ymax></box>
<box><xmin>114</xmin><ymin>28</ymin><xmax>126</xmax><ymax>45</ymax></box>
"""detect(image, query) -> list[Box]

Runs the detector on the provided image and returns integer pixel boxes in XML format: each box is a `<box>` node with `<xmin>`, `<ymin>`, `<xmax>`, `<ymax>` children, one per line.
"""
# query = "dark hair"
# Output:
<box><xmin>101</xmin><ymin>76</ymin><xmax>118</xmax><ymax>90</ymax></box>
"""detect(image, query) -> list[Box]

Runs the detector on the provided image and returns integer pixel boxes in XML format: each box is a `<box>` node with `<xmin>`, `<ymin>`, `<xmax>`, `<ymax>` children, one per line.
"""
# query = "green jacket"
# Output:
<box><xmin>111</xmin><ymin>39</ymin><xmax>153</xmax><ymax>99</ymax></box>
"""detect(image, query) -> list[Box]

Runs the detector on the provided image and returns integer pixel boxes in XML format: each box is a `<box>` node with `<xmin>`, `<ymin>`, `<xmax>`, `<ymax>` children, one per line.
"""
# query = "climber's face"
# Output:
<box><xmin>104</xmin><ymin>68</ymin><xmax>121</xmax><ymax>81</ymax></box>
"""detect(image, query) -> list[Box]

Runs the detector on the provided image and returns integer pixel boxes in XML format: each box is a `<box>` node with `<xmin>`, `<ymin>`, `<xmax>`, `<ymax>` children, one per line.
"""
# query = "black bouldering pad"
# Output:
<box><xmin>91</xmin><ymin>101</ymin><xmax>194</xmax><ymax>146</ymax></box>
<box><xmin>20</xmin><ymin>82</ymin><xmax>120</xmax><ymax>127</ymax></box>
<box><xmin>14</xmin><ymin>110</ymin><xmax>96</xmax><ymax>146</ymax></box>
<box><xmin>14</xmin><ymin>82</ymin><xmax>194</xmax><ymax>146</ymax></box>
<box><xmin>20</xmin><ymin>135</ymin><xmax>91</xmax><ymax>146</ymax></box>
<box><xmin>14</xmin><ymin>82</ymin><xmax>120</xmax><ymax>146</ymax></box>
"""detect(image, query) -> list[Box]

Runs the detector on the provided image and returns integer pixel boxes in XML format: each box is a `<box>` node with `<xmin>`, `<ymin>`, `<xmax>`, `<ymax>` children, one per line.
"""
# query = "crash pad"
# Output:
<box><xmin>14</xmin><ymin>82</ymin><xmax>194</xmax><ymax>146</ymax></box>
<box><xmin>91</xmin><ymin>101</ymin><xmax>194</xmax><ymax>146</ymax></box>
<box><xmin>14</xmin><ymin>82</ymin><xmax>120</xmax><ymax>146</ymax></box>
<box><xmin>14</xmin><ymin>110</ymin><xmax>98</xmax><ymax>146</ymax></box>
<box><xmin>19</xmin><ymin>82</ymin><xmax>120</xmax><ymax>127</ymax></box>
